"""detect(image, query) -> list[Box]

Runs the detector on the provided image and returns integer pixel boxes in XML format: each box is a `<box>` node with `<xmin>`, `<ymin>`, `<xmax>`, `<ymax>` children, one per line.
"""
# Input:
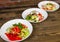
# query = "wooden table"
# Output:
<box><xmin>0</xmin><ymin>0</ymin><xmax>60</xmax><ymax>42</ymax></box>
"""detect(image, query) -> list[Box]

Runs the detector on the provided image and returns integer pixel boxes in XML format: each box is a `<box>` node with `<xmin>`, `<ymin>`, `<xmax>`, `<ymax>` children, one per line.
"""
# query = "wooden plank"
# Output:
<box><xmin>0</xmin><ymin>0</ymin><xmax>60</xmax><ymax>42</ymax></box>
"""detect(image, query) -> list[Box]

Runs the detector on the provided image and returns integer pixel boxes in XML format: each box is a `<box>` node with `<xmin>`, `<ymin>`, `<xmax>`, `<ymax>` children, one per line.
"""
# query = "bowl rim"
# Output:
<box><xmin>22</xmin><ymin>8</ymin><xmax>48</xmax><ymax>23</ymax></box>
<box><xmin>0</xmin><ymin>19</ymin><xmax>33</xmax><ymax>42</ymax></box>
<box><xmin>38</xmin><ymin>1</ymin><xmax>60</xmax><ymax>12</ymax></box>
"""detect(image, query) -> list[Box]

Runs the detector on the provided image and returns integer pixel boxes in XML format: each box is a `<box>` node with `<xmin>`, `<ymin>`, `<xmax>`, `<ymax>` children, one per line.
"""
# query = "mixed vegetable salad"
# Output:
<box><xmin>25</xmin><ymin>11</ymin><xmax>43</xmax><ymax>22</ymax></box>
<box><xmin>42</xmin><ymin>3</ymin><xmax>56</xmax><ymax>10</ymax></box>
<box><xmin>5</xmin><ymin>23</ymin><xmax>30</xmax><ymax>41</ymax></box>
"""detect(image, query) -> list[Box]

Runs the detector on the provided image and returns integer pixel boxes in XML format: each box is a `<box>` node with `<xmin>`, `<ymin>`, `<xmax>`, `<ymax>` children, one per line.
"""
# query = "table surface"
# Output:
<box><xmin>0</xmin><ymin>0</ymin><xmax>60</xmax><ymax>42</ymax></box>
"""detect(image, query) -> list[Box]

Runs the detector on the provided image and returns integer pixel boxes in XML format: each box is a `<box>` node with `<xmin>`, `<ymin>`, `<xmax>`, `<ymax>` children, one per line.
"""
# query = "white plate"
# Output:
<box><xmin>22</xmin><ymin>8</ymin><xmax>48</xmax><ymax>23</ymax></box>
<box><xmin>0</xmin><ymin>19</ymin><xmax>33</xmax><ymax>42</ymax></box>
<box><xmin>38</xmin><ymin>1</ymin><xmax>60</xmax><ymax>12</ymax></box>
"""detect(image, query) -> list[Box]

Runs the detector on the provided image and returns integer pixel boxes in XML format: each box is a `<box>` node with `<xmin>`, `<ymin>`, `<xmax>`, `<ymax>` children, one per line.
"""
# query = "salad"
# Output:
<box><xmin>42</xmin><ymin>3</ymin><xmax>56</xmax><ymax>10</ymax></box>
<box><xmin>5</xmin><ymin>23</ymin><xmax>30</xmax><ymax>41</ymax></box>
<box><xmin>25</xmin><ymin>11</ymin><xmax>43</xmax><ymax>22</ymax></box>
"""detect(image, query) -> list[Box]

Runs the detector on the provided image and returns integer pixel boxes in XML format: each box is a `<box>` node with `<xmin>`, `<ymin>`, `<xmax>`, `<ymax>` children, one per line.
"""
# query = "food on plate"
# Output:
<box><xmin>25</xmin><ymin>11</ymin><xmax>43</xmax><ymax>22</ymax></box>
<box><xmin>42</xmin><ymin>3</ymin><xmax>56</xmax><ymax>10</ymax></box>
<box><xmin>5</xmin><ymin>23</ymin><xmax>30</xmax><ymax>41</ymax></box>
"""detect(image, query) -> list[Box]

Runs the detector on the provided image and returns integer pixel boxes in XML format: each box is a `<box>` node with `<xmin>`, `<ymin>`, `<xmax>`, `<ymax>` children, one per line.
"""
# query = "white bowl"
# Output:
<box><xmin>22</xmin><ymin>8</ymin><xmax>48</xmax><ymax>23</ymax></box>
<box><xmin>0</xmin><ymin>19</ymin><xmax>33</xmax><ymax>42</ymax></box>
<box><xmin>38</xmin><ymin>1</ymin><xmax>60</xmax><ymax>12</ymax></box>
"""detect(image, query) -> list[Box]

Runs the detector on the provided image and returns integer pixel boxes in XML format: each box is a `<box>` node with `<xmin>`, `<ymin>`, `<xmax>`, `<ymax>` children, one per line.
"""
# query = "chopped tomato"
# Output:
<box><xmin>11</xmin><ymin>26</ymin><xmax>21</xmax><ymax>34</ymax></box>
<box><xmin>21</xmin><ymin>24</ymin><xmax>27</xmax><ymax>28</ymax></box>
<box><xmin>38</xmin><ymin>13</ymin><xmax>43</xmax><ymax>20</ymax></box>
<box><xmin>42</xmin><ymin>7</ymin><xmax>46</xmax><ymax>10</ymax></box>
<box><xmin>5</xmin><ymin>33</ymin><xmax>22</xmax><ymax>41</ymax></box>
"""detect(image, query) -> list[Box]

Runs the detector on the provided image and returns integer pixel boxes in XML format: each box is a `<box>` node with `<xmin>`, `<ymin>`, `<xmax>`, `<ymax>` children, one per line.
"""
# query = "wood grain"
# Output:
<box><xmin>0</xmin><ymin>0</ymin><xmax>60</xmax><ymax>42</ymax></box>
